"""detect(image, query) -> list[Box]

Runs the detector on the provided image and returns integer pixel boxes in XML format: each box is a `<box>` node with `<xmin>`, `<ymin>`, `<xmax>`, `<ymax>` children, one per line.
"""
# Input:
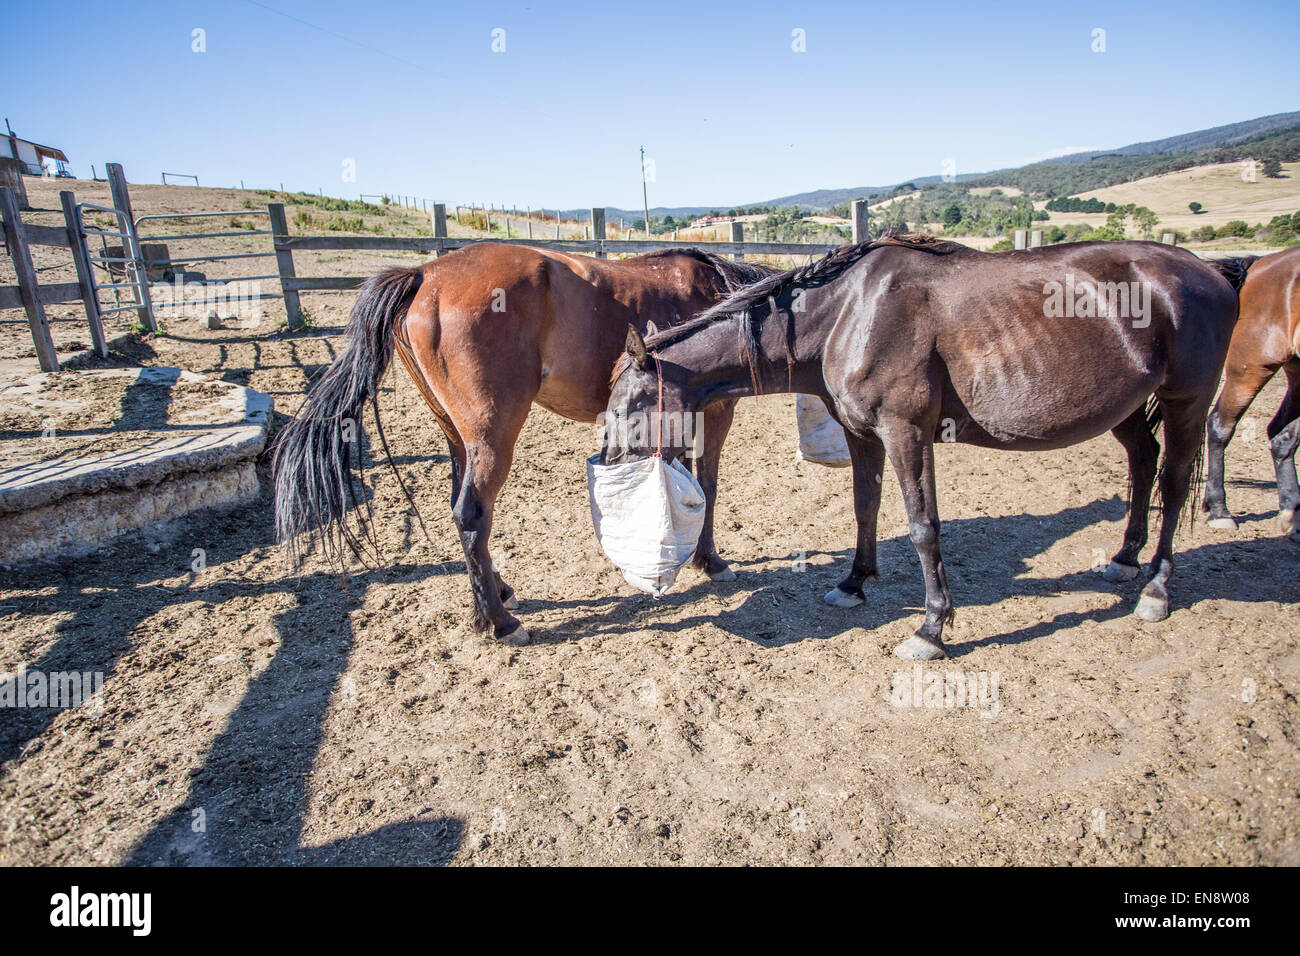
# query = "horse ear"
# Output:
<box><xmin>644</xmin><ymin>319</ymin><xmax>659</xmax><ymax>337</ymax></box>
<box><xmin>625</xmin><ymin>324</ymin><xmax>648</xmax><ymax>369</ymax></box>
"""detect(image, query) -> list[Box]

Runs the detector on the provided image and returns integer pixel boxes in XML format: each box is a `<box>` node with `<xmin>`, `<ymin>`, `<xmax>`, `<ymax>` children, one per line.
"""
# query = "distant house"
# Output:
<box><xmin>3</xmin><ymin>122</ymin><xmax>72</xmax><ymax>177</ymax></box>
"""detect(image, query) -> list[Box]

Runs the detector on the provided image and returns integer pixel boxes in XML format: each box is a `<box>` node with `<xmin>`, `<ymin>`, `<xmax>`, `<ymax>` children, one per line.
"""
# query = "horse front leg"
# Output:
<box><xmin>881</xmin><ymin>424</ymin><xmax>951</xmax><ymax>660</ymax></box>
<box><xmin>1203</xmin><ymin>356</ymin><xmax>1276</xmax><ymax>530</ymax></box>
<box><xmin>824</xmin><ymin>431</ymin><xmax>886</xmax><ymax>607</ymax></box>
<box><xmin>1268</xmin><ymin>366</ymin><xmax>1300</xmax><ymax>541</ymax></box>
<box><xmin>689</xmin><ymin>400</ymin><xmax>738</xmax><ymax>581</ymax></box>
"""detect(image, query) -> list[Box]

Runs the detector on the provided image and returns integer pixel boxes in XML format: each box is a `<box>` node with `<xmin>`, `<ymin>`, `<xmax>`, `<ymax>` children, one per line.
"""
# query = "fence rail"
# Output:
<box><xmin>267</xmin><ymin>202</ymin><xmax>860</xmax><ymax>328</ymax></box>
<box><xmin>0</xmin><ymin>185</ymin><xmax>109</xmax><ymax>371</ymax></box>
<box><xmin>1</xmin><ymin>171</ymin><xmax>865</xmax><ymax>360</ymax></box>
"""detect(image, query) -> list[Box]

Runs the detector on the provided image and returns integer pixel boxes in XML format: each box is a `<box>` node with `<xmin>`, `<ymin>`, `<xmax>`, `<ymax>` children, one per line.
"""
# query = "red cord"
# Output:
<box><xmin>653</xmin><ymin>354</ymin><xmax>664</xmax><ymax>459</ymax></box>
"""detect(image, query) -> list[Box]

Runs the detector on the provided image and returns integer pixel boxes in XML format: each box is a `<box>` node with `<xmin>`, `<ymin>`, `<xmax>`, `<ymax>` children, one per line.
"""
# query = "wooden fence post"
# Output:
<box><xmin>60</xmin><ymin>190</ymin><xmax>107</xmax><ymax>358</ymax></box>
<box><xmin>851</xmin><ymin>199</ymin><xmax>869</xmax><ymax>244</ymax></box>
<box><xmin>432</xmin><ymin>203</ymin><xmax>447</xmax><ymax>257</ymax></box>
<box><xmin>105</xmin><ymin>163</ymin><xmax>156</xmax><ymax>331</ymax></box>
<box><xmin>267</xmin><ymin>203</ymin><xmax>303</xmax><ymax>330</ymax></box>
<box><xmin>591</xmin><ymin>207</ymin><xmax>606</xmax><ymax>258</ymax></box>
<box><xmin>730</xmin><ymin>220</ymin><xmax>744</xmax><ymax>260</ymax></box>
<box><xmin>0</xmin><ymin>186</ymin><xmax>59</xmax><ymax>371</ymax></box>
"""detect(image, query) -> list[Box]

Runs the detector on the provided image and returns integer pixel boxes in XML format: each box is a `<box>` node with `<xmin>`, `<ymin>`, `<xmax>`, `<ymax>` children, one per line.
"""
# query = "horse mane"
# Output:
<box><xmin>629</xmin><ymin>247</ymin><xmax>775</xmax><ymax>292</ymax></box>
<box><xmin>609</xmin><ymin>234</ymin><xmax>958</xmax><ymax>390</ymax></box>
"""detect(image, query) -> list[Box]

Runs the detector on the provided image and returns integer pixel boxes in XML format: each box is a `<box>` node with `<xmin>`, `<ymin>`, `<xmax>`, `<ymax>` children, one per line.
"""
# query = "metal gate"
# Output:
<box><xmin>133</xmin><ymin>210</ymin><xmax>283</xmax><ymax>320</ymax></box>
<box><xmin>75</xmin><ymin>199</ymin><xmax>155</xmax><ymax>330</ymax></box>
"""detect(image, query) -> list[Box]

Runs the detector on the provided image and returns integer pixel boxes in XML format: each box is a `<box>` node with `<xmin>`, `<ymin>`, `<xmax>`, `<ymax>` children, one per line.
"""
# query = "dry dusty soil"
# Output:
<box><xmin>0</xmin><ymin>176</ymin><xmax>1296</xmax><ymax>865</ymax></box>
<box><xmin>0</xmin><ymin>309</ymin><xmax>1296</xmax><ymax>866</ymax></box>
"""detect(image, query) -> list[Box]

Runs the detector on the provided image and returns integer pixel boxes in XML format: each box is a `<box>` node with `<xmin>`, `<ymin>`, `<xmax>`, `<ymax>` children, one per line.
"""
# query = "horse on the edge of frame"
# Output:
<box><xmin>1202</xmin><ymin>244</ymin><xmax>1300</xmax><ymax>543</ymax></box>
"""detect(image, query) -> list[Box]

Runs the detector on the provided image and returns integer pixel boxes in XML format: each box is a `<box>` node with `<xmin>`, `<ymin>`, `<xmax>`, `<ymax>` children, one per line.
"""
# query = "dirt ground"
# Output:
<box><xmin>0</xmin><ymin>177</ymin><xmax>1297</xmax><ymax>866</ymax></box>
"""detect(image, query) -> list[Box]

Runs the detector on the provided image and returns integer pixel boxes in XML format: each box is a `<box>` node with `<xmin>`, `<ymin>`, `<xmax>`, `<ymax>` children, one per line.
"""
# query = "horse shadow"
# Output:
<box><xmin>519</xmin><ymin>494</ymin><xmax>1297</xmax><ymax>654</ymax></box>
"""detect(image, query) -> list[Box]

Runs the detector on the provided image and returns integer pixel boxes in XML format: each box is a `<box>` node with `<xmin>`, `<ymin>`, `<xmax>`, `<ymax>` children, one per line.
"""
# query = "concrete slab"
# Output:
<box><xmin>0</xmin><ymin>367</ymin><xmax>273</xmax><ymax>563</ymax></box>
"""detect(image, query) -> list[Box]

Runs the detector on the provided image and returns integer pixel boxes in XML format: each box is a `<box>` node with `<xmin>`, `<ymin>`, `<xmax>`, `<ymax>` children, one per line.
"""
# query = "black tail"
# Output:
<box><xmin>272</xmin><ymin>266</ymin><xmax>424</xmax><ymax>568</ymax></box>
<box><xmin>1207</xmin><ymin>255</ymin><xmax>1259</xmax><ymax>293</ymax></box>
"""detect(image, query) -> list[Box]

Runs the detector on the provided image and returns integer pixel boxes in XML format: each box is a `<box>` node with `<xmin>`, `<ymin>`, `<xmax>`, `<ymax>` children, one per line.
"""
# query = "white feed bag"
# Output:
<box><xmin>795</xmin><ymin>394</ymin><xmax>851</xmax><ymax>467</ymax></box>
<box><xmin>587</xmin><ymin>454</ymin><xmax>706</xmax><ymax>597</ymax></box>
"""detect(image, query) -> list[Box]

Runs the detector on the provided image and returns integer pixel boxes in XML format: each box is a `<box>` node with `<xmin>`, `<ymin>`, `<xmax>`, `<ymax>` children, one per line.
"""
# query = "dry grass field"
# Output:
<box><xmin>1039</xmin><ymin>161</ymin><xmax>1300</xmax><ymax>235</ymax></box>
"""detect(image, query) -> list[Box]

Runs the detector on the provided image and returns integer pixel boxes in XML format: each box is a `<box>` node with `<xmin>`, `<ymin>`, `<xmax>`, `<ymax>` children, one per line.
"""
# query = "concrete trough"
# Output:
<box><xmin>0</xmin><ymin>367</ymin><xmax>273</xmax><ymax>563</ymax></box>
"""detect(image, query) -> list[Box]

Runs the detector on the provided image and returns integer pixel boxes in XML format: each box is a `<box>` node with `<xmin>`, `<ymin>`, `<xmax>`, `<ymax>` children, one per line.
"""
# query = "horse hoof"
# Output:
<box><xmin>824</xmin><ymin>587</ymin><xmax>864</xmax><ymax>608</ymax></box>
<box><xmin>707</xmin><ymin>566</ymin><xmax>737</xmax><ymax>583</ymax></box>
<box><xmin>893</xmin><ymin>635</ymin><xmax>947</xmax><ymax>661</ymax></box>
<box><xmin>1133</xmin><ymin>592</ymin><xmax>1169</xmax><ymax>623</ymax></box>
<box><xmin>502</xmin><ymin>594</ymin><xmax>520</xmax><ymax>610</ymax></box>
<box><xmin>1278</xmin><ymin>510</ymin><xmax>1296</xmax><ymax>535</ymax></box>
<box><xmin>1207</xmin><ymin>516</ymin><xmax>1239</xmax><ymax>531</ymax></box>
<box><xmin>1102</xmin><ymin>561</ymin><xmax>1140</xmax><ymax>583</ymax></box>
<box><xmin>498</xmin><ymin>624</ymin><xmax>532</xmax><ymax>646</ymax></box>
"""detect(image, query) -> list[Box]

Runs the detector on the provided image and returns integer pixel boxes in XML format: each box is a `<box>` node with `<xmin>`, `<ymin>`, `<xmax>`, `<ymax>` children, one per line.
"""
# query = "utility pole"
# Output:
<box><xmin>640</xmin><ymin>145</ymin><xmax>651</xmax><ymax>239</ymax></box>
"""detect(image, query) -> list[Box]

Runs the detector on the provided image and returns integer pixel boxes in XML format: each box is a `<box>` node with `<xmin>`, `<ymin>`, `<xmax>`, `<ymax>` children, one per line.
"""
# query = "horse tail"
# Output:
<box><xmin>1144</xmin><ymin>392</ymin><xmax>1206</xmax><ymax>534</ymax></box>
<box><xmin>272</xmin><ymin>265</ymin><xmax>424</xmax><ymax>568</ymax></box>
<box><xmin>1207</xmin><ymin>255</ymin><xmax>1259</xmax><ymax>293</ymax></box>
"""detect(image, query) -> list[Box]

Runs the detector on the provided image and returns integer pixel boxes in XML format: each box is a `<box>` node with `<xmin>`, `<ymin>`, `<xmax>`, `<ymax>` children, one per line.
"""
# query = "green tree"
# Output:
<box><xmin>1131</xmin><ymin>206</ymin><xmax>1159</xmax><ymax>238</ymax></box>
<box><xmin>1262</xmin><ymin>158</ymin><xmax>1284</xmax><ymax>178</ymax></box>
<box><xmin>1188</xmin><ymin>201</ymin><xmax>1203</xmax><ymax>214</ymax></box>
<box><xmin>942</xmin><ymin>204</ymin><xmax>962</xmax><ymax>227</ymax></box>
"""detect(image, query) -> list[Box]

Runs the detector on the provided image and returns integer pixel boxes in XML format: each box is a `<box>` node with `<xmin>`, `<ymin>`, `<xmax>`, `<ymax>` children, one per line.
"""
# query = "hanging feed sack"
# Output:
<box><xmin>586</xmin><ymin>453</ymin><xmax>706</xmax><ymax>596</ymax></box>
<box><xmin>795</xmin><ymin>394</ymin><xmax>851</xmax><ymax>467</ymax></box>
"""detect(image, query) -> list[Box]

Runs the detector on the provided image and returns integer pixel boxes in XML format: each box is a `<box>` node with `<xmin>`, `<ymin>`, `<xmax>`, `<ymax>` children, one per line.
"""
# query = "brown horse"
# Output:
<box><xmin>273</xmin><ymin>242</ymin><xmax>771</xmax><ymax>644</ymax></box>
<box><xmin>1203</xmin><ymin>245</ymin><xmax>1300</xmax><ymax>542</ymax></box>
<box><xmin>604</xmin><ymin>236</ymin><xmax>1251</xmax><ymax>660</ymax></box>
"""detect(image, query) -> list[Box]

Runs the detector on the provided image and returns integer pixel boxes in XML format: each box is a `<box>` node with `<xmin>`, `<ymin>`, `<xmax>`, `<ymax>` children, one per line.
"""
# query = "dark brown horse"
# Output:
<box><xmin>1202</xmin><ymin>245</ymin><xmax>1300</xmax><ymax>542</ymax></box>
<box><xmin>605</xmin><ymin>236</ymin><xmax>1251</xmax><ymax>660</ymax></box>
<box><xmin>273</xmin><ymin>242</ymin><xmax>770</xmax><ymax>644</ymax></box>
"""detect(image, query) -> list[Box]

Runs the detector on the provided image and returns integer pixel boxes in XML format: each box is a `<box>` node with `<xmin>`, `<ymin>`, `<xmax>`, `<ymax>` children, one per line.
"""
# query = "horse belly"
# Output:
<box><xmin>950</xmin><ymin>359</ymin><xmax>1158</xmax><ymax>450</ymax></box>
<box><xmin>535</xmin><ymin>363</ymin><xmax>609</xmax><ymax>422</ymax></box>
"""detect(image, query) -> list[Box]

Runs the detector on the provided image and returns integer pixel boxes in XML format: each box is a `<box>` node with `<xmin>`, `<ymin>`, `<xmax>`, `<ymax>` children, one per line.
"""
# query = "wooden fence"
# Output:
<box><xmin>0</xmin><ymin>186</ymin><xmax>107</xmax><ymax>372</ymax></box>
<box><xmin>1</xmin><ymin>167</ymin><xmax>870</xmax><ymax>357</ymax></box>
<box><xmin>269</xmin><ymin>201</ymin><xmax>871</xmax><ymax>329</ymax></box>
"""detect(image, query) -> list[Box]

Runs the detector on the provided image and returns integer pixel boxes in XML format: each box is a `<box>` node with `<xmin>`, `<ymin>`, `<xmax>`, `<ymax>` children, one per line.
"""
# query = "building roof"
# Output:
<box><xmin>8</xmin><ymin>136</ymin><xmax>69</xmax><ymax>162</ymax></box>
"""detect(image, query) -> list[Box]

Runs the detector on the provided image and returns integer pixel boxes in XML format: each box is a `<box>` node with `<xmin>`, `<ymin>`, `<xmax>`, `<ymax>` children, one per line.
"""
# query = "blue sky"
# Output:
<box><xmin>3</xmin><ymin>0</ymin><xmax>1297</xmax><ymax>209</ymax></box>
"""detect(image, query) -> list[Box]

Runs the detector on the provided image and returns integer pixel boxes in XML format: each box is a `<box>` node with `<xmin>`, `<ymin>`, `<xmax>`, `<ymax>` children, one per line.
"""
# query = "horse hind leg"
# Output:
<box><xmin>452</xmin><ymin>433</ymin><xmax>530</xmax><ymax>644</ymax></box>
<box><xmin>396</xmin><ymin>344</ymin><xmax>529</xmax><ymax>639</ymax></box>
<box><xmin>1268</xmin><ymin>363</ymin><xmax>1300</xmax><ymax>541</ymax></box>
<box><xmin>446</xmin><ymin>434</ymin><xmax>517</xmax><ymax>608</ymax></box>
<box><xmin>1104</xmin><ymin>406</ymin><xmax>1160</xmax><ymax>582</ymax></box>
<box><xmin>1134</xmin><ymin>398</ymin><xmax>1206</xmax><ymax>622</ymax></box>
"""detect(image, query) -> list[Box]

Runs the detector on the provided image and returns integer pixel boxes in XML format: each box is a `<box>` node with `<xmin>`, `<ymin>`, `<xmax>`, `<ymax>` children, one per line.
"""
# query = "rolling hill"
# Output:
<box><xmin>571</xmin><ymin>111</ymin><xmax>1300</xmax><ymax>219</ymax></box>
